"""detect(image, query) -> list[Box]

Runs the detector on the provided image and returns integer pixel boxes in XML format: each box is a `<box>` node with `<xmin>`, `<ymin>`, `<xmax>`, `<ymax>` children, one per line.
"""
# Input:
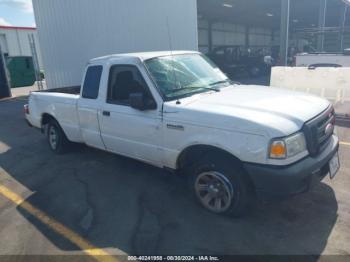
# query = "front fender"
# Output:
<box><xmin>162</xmin><ymin>124</ymin><xmax>268</xmax><ymax>169</ymax></box>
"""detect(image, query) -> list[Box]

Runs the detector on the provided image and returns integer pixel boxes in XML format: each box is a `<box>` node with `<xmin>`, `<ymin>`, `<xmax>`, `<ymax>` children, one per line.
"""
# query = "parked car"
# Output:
<box><xmin>207</xmin><ymin>46</ymin><xmax>272</xmax><ymax>78</ymax></box>
<box><xmin>296</xmin><ymin>49</ymin><xmax>350</xmax><ymax>67</ymax></box>
<box><xmin>25</xmin><ymin>51</ymin><xmax>340</xmax><ymax>216</ymax></box>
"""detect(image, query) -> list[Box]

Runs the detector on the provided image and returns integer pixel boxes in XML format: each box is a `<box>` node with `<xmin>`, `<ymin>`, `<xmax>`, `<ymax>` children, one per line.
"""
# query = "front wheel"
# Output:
<box><xmin>189</xmin><ymin>155</ymin><xmax>254</xmax><ymax>217</ymax></box>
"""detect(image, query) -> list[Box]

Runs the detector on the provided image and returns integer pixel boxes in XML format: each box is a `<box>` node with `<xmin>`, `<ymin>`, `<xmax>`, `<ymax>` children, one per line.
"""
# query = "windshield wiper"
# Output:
<box><xmin>167</xmin><ymin>85</ymin><xmax>220</xmax><ymax>101</ymax></box>
<box><xmin>174</xmin><ymin>85</ymin><xmax>221</xmax><ymax>93</ymax></box>
<box><xmin>183</xmin><ymin>86</ymin><xmax>221</xmax><ymax>92</ymax></box>
<box><xmin>209</xmin><ymin>79</ymin><xmax>232</xmax><ymax>86</ymax></box>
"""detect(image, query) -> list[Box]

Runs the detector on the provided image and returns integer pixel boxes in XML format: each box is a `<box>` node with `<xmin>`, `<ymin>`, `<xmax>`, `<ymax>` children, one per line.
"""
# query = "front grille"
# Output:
<box><xmin>303</xmin><ymin>106</ymin><xmax>335</xmax><ymax>156</ymax></box>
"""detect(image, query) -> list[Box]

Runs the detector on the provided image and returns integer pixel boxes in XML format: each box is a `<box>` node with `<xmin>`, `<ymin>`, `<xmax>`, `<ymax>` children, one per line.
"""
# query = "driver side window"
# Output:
<box><xmin>107</xmin><ymin>65</ymin><xmax>153</xmax><ymax>106</ymax></box>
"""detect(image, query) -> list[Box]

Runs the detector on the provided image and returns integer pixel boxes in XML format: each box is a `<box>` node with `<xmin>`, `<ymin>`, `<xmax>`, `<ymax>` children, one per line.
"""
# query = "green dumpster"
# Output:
<box><xmin>6</xmin><ymin>56</ymin><xmax>36</xmax><ymax>88</ymax></box>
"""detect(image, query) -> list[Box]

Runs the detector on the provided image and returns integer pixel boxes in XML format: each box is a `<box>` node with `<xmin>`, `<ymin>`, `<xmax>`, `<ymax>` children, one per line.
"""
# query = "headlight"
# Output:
<box><xmin>269</xmin><ymin>132</ymin><xmax>307</xmax><ymax>159</ymax></box>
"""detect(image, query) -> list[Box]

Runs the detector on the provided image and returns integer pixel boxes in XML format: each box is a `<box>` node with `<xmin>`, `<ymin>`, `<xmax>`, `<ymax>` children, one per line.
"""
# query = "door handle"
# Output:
<box><xmin>102</xmin><ymin>111</ymin><xmax>110</xmax><ymax>117</ymax></box>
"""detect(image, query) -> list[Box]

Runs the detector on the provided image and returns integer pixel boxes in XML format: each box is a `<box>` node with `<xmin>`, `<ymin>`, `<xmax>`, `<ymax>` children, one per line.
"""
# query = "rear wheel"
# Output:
<box><xmin>189</xmin><ymin>154</ymin><xmax>254</xmax><ymax>217</ymax></box>
<box><xmin>47</xmin><ymin>120</ymin><xmax>70</xmax><ymax>154</ymax></box>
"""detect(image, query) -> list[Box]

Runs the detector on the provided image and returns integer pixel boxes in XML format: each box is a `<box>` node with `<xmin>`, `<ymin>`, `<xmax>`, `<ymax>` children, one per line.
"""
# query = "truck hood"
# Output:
<box><xmin>163</xmin><ymin>85</ymin><xmax>330</xmax><ymax>137</ymax></box>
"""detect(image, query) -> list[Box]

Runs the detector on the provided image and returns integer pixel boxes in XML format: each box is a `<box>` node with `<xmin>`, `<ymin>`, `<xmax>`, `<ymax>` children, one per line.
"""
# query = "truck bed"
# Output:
<box><xmin>27</xmin><ymin>87</ymin><xmax>82</xmax><ymax>143</ymax></box>
<box><xmin>34</xmin><ymin>86</ymin><xmax>81</xmax><ymax>95</ymax></box>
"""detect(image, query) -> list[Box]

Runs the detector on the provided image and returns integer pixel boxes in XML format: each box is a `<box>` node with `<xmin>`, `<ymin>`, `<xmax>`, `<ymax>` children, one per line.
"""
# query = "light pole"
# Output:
<box><xmin>317</xmin><ymin>0</ymin><xmax>327</xmax><ymax>52</ymax></box>
<box><xmin>280</xmin><ymin>0</ymin><xmax>290</xmax><ymax>66</ymax></box>
<box><xmin>340</xmin><ymin>1</ymin><xmax>349</xmax><ymax>51</ymax></box>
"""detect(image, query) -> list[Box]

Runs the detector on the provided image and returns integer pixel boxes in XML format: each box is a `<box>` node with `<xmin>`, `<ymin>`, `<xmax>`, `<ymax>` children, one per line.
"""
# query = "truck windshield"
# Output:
<box><xmin>144</xmin><ymin>54</ymin><xmax>231</xmax><ymax>101</ymax></box>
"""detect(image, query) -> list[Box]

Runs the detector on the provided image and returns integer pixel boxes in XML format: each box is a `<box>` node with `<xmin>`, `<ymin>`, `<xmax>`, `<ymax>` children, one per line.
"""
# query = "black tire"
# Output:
<box><xmin>188</xmin><ymin>153</ymin><xmax>255</xmax><ymax>217</ymax></box>
<box><xmin>47</xmin><ymin>120</ymin><xmax>70</xmax><ymax>154</ymax></box>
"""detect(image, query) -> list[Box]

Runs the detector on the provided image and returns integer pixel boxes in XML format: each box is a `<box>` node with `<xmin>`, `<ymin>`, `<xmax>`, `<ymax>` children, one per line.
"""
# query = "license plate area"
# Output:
<box><xmin>329</xmin><ymin>152</ymin><xmax>340</xmax><ymax>179</ymax></box>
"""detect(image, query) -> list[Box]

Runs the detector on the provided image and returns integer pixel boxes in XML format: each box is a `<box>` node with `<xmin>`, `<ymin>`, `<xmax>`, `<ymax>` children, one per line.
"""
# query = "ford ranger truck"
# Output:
<box><xmin>25</xmin><ymin>51</ymin><xmax>340</xmax><ymax>216</ymax></box>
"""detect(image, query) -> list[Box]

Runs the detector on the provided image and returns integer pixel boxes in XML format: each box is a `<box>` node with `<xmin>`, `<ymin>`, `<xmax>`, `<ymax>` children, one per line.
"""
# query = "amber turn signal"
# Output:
<box><xmin>270</xmin><ymin>141</ymin><xmax>286</xmax><ymax>159</ymax></box>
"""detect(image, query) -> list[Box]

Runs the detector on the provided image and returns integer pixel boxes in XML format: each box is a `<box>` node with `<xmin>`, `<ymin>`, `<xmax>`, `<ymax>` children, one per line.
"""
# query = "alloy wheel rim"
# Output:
<box><xmin>195</xmin><ymin>171</ymin><xmax>234</xmax><ymax>213</ymax></box>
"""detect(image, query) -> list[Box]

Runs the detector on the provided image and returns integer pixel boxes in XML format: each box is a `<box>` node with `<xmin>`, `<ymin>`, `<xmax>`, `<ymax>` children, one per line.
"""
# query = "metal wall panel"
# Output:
<box><xmin>197</xmin><ymin>19</ymin><xmax>273</xmax><ymax>53</ymax></box>
<box><xmin>0</xmin><ymin>28</ymin><xmax>44</xmax><ymax>69</ymax></box>
<box><xmin>32</xmin><ymin>0</ymin><xmax>198</xmax><ymax>89</ymax></box>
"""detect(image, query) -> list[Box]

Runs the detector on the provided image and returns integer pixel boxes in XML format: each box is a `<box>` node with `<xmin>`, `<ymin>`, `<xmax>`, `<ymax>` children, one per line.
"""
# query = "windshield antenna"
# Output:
<box><xmin>166</xmin><ymin>16</ymin><xmax>181</xmax><ymax>105</ymax></box>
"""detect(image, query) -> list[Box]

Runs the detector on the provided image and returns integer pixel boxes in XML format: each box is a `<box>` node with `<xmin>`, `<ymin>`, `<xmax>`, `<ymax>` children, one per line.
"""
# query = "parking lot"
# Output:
<box><xmin>0</xmin><ymin>95</ymin><xmax>350</xmax><ymax>259</ymax></box>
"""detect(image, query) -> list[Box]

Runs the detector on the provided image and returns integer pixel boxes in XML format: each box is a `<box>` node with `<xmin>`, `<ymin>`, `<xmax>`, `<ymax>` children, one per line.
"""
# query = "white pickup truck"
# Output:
<box><xmin>25</xmin><ymin>51</ymin><xmax>340</xmax><ymax>216</ymax></box>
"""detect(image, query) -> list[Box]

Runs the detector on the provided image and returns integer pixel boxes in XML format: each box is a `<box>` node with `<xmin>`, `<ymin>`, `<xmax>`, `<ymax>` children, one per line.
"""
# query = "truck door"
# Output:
<box><xmin>99</xmin><ymin>64</ymin><xmax>163</xmax><ymax>166</ymax></box>
<box><xmin>77</xmin><ymin>65</ymin><xmax>106</xmax><ymax>150</ymax></box>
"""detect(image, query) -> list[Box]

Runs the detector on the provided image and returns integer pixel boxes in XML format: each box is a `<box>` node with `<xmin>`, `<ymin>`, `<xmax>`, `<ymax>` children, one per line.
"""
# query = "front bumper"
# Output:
<box><xmin>243</xmin><ymin>135</ymin><xmax>339</xmax><ymax>197</ymax></box>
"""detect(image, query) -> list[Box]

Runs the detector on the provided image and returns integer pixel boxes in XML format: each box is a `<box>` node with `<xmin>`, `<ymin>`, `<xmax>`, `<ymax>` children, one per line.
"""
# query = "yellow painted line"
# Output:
<box><xmin>340</xmin><ymin>141</ymin><xmax>350</xmax><ymax>147</ymax></box>
<box><xmin>0</xmin><ymin>185</ymin><xmax>118</xmax><ymax>262</ymax></box>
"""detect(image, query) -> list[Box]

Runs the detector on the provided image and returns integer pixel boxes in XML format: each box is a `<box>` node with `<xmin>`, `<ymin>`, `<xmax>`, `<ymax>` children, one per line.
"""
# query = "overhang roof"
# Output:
<box><xmin>197</xmin><ymin>0</ymin><xmax>349</xmax><ymax>30</ymax></box>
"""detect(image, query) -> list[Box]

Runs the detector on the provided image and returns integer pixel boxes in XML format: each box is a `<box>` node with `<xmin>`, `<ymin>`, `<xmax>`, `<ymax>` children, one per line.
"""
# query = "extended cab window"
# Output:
<box><xmin>107</xmin><ymin>65</ymin><xmax>153</xmax><ymax>105</ymax></box>
<box><xmin>82</xmin><ymin>65</ymin><xmax>103</xmax><ymax>99</ymax></box>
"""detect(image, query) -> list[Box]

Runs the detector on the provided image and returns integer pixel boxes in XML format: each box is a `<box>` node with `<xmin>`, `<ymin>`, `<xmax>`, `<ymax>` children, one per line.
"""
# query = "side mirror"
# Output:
<box><xmin>129</xmin><ymin>93</ymin><xmax>156</xmax><ymax>111</ymax></box>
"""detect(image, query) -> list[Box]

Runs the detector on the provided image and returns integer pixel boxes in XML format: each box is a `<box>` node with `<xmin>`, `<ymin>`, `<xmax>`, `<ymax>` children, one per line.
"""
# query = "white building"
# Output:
<box><xmin>33</xmin><ymin>0</ymin><xmax>198</xmax><ymax>89</ymax></box>
<box><xmin>31</xmin><ymin>0</ymin><xmax>285</xmax><ymax>90</ymax></box>
<box><xmin>0</xmin><ymin>25</ymin><xmax>43</xmax><ymax>69</ymax></box>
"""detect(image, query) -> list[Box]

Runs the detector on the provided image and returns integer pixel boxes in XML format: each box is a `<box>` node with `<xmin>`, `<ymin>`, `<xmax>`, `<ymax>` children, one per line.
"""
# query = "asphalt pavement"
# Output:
<box><xmin>0</xmin><ymin>96</ymin><xmax>349</xmax><ymax>260</ymax></box>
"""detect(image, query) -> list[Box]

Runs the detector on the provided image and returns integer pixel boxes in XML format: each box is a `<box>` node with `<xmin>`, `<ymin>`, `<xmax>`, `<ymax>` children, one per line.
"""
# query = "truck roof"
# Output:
<box><xmin>89</xmin><ymin>50</ymin><xmax>199</xmax><ymax>64</ymax></box>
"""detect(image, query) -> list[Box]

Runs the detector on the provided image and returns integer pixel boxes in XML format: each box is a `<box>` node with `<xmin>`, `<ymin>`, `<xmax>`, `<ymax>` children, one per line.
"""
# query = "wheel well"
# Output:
<box><xmin>41</xmin><ymin>113</ymin><xmax>60</xmax><ymax>135</ymax></box>
<box><xmin>41</xmin><ymin>113</ymin><xmax>56</xmax><ymax>127</ymax></box>
<box><xmin>177</xmin><ymin>145</ymin><xmax>242</xmax><ymax>171</ymax></box>
<box><xmin>177</xmin><ymin>145</ymin><xmax>255</xmax><ymax>194</ymax></box>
